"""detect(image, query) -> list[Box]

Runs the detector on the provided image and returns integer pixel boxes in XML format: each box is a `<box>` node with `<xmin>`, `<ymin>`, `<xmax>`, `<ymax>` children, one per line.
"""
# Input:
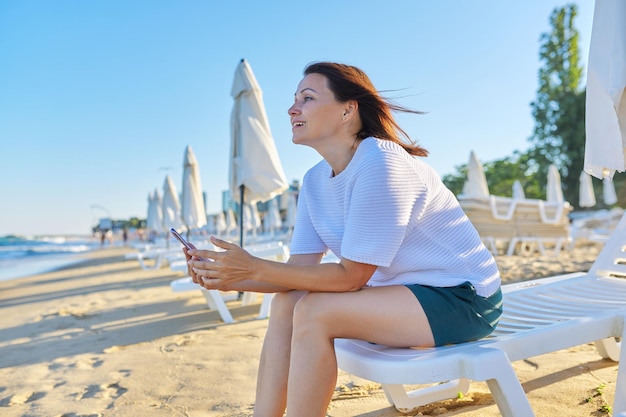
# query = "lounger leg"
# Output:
<box><xmin>614</xmin><ymin>315</ymin><xmax>626</xmax><ymax>413</ymax></box>
<box><xmin>257</xmin><ymin>294</ymin><xmax>274</xmax><ymax>319</ymax></box>
<box><xmin>202</xmin><ymin>290</ymin><xmax>235</xmax><ymax>324</ymax></box>
<box><xmin>382</xmin><ymin>379</ymin><xmax>471</xmax><ymax>412</ymax></box>
<box><xmin>469</xmin><ymin>348</ymin><xmax>535</xmax><ymax>417</ymax></box>
<box><xmin>506</xmin><ymin>238</ymin><xmax>519</xmax><ymax>256</ymax></box>
<box><xmin>137</xmin><ymin>256</ymin><xmax>148</xmax><ymax>270</ymax></box>
<box><xmin>241</xmin><ymin>292</ymin><xmax>258</xmax><ymax>306</ymax></box>
<box><xmin>153</xmin><ymin>255</ymin><xmax>163</xmax><ymax>269</ymax></box>
<box><xmin>594</xmin><ymin>337</ymin><xmax>621</xmax><ymax>361</ymax></box>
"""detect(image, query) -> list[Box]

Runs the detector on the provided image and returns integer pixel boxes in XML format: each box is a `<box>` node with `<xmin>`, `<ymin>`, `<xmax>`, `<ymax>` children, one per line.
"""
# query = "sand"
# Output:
<box><xmin>0</xmin><ymin>242</ymin><xmax>618</xmax><ymax>417</ymax></box>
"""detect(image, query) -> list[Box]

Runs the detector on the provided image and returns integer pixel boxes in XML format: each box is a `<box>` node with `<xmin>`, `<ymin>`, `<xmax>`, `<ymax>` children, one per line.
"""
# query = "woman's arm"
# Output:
<box><xmin>186</xmin><ymin>248</ymin><xmax>328</xmax><ymax>293</ymax></box>
<box><xmin>187</xmin><ymin>237</ymin><xmax>377</xmax><ymax>293</ymax></box>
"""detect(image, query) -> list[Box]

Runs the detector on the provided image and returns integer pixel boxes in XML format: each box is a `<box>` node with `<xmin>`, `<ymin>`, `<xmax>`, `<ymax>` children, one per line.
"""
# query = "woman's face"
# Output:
<box><xmin>288</xmin><ymin>73</ymin><xmax>347</xmax><ymax>147</ymax></box>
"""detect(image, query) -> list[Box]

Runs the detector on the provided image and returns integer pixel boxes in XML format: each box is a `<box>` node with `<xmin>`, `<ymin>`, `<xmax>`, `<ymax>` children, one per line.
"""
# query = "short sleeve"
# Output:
<box><xmin>341</xmin><ymin>151</ymin><xmax>426</xmax><ymax>266</ymax></box>
<box><xmin>289</xmin><ymin>179</ymin><xmax>327</xmax><ymax>255</ymax></box>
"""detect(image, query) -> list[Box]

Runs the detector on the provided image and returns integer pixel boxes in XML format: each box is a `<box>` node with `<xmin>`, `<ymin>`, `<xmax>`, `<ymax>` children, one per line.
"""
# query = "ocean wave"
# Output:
<box><xmin>0</xmin><ymin>236</ymin><xmax>96</xmax><ymax>261</ymax></box>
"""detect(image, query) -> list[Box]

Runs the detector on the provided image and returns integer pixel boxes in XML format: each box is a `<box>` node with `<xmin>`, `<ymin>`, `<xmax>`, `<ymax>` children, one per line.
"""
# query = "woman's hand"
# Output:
<box><xmin>187</xmin><ymin>236</ymin><xmax>259</xmax><ymax>291</ymax></box>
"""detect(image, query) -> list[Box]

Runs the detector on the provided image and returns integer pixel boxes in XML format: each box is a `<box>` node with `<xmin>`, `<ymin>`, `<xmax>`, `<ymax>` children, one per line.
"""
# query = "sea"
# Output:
<box><xmin>0</xmin><ymin>235</ymin><xmax>100</xmax><ymax>282</ymax></box>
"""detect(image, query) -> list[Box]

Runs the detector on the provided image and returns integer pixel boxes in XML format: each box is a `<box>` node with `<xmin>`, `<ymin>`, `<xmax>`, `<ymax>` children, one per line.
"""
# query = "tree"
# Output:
<box><xmin>443</xmin><ymin>4</ymin><xmax>624</xmax><ymax>208</ymax></box>
<box><xmin>528</xmin><ymin>4</ymin><xmax>586</xmax><ymax>206</ymax></box>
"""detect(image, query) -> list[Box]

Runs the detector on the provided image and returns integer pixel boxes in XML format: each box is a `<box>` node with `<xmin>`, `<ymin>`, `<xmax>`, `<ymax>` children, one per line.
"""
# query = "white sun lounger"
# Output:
<box><xmin>169</xmin><ymin>241</ymin><xmax>289</xmax><ymax>323</ymax></box>
<box><xmin>125</xmin><ymin>247</ymin><xmax>185</xmax><ymax>270</ymax></box>
<box><xmin>334</xmin><ymin>213</ymin><xmax>626</xmax><ymax>416</ymax></box>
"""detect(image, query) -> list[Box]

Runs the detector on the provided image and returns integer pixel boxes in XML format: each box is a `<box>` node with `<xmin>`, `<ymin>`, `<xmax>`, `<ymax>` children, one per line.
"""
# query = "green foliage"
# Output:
<box><xmin>127</xmin><ymin>217</ymin><xmax>143</xmax><ymax>228</ymax></box>
<box><xmin>442</xmin><ymin>165</ymin><xmax>467</xmax><ymax>196</ymax></box>
<box><xmin>528</xmin><ymin>4</ymin><xmax>586</xmax><ymax>206</ymax></box>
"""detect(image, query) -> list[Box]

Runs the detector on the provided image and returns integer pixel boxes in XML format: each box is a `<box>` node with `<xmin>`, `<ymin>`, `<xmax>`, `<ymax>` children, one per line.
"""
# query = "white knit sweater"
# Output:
<box><xmin>290</xmin><ymin>137</ymin><xmax>501</xmax><ymax>297</ymax></box>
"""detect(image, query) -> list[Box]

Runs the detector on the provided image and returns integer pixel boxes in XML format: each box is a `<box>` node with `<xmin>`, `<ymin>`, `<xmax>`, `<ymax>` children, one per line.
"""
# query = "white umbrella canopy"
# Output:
<box><xmin>546</xmin><ymin>164</ymin><xmax>565</xmax><ymax>203</ymax></box>
<box><xmin>204</xmin><ymin>215</ymin><xmax>216</xmax><ymax>235</ymax></box>
<box><xmin>242</xmin><ymin>203</ymin><xmax>262</xmax><ymax>240</ymax></box>
<box><xmin>146</xmin><ymin>189</ymin><xmax>164</xmax><ymax>232</ymax></box>
<box><xmin>146</xmin><ymin>192</ymin><xmax>155</xmax><ymax>231</ymax></box>
<box><xmin>225</xmin><ymin>208</ymin><xmax>238</xmax><ymax>236</ymax></box>
<box><xmin>162</xmin><ymin>174</ymin><xmax>183</xmax><ymax>232</ymax></box>
<box><xmin>603</xmin><ymin>178</ymin><xmax>619</xmax><ymax>205</ymax></box>
<box><xmin>584</xmin><ymin>0</ymin><xmax>626</xmax><ymax>179</ymax></box>
<box><xmin>230</xmin><ymin>59</ymin><xmax>289</xmax><ymax>245</ymax></box>
<box><xmin>263</xmin><ymin>198</ymin><xmax>283</xmax><ymax>234</ymax></box>
<box><xmin>242</xmin><ymin>204</ymin><xmax>254</xmax><ymax>233</ymax></box>
<box><xmin>215</xmin><ymin>212</ymin><xmax>227</xmax><ymax>236</ymax></box>
<box><xmin>285</xmin><ymin>192</ymin><xmax>297</xmax><ymax>231</ymax></box>
<box><xmin>250</xmin><ymin>203</ymin><xmax>262</xmax><ymax>230</ymax></box>
<box><xmin>181</xmin><ymin>145</ymin><xmax>207</xmax><ymax>234</ymax></box>
<box><xmin>579</xmin><ymin>170</ymin><xmax>597</xmax><ymax>208</ymax></box>
<box><xmin>461</xmin><ymin>151</ymin><xmax>490</xmax><ymax>198</ymax></box>
<box><xmin>512</xmin><ymin>180</ymin><xmax>526</xmax><ymax>200</ymax></box>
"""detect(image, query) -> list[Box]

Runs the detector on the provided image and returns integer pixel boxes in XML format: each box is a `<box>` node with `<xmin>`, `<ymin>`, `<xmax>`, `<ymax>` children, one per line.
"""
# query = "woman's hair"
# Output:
<box><xmin>304</xmin><ymin>62</ymin><xmax>428</xmax><ymax>157</ymax></box>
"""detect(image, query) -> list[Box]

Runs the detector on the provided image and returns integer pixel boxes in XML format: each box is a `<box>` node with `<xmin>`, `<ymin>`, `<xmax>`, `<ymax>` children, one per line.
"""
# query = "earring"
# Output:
<box><xmin>342</xmin><ymin>112</ymin><xmax>346</xmax><ymax>120</ymax></box>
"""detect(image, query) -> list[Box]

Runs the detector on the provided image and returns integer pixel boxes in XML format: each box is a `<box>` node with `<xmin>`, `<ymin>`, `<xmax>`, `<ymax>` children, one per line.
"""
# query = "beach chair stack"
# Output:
<box><xmin>459</xmin><ymin>195</ymin><xmax>572</xmax><ymax>256</ymax></box>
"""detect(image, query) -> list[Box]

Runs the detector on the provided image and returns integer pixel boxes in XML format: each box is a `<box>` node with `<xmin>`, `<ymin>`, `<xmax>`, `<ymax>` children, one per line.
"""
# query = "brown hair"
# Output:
<box><xmin>304</xmin><ymin>62</ymin><xmax>428</xmax><ymax>157</ymax></box>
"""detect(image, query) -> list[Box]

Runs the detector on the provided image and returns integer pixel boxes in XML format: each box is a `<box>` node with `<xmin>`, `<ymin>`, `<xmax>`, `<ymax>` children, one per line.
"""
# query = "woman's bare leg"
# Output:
<box><xmin>285</xmin><ymin>286</ymin><xmax>434</xmax><ymax>417</ymax></box>
<box><xmin>253</xmin><ymin>290</ymin><xmax>306</xmax><ymax>417</ymax></box>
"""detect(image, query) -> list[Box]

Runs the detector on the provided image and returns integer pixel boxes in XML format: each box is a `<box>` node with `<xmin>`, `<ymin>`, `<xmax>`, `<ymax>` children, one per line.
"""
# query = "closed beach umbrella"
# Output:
<box><xmin>205</xmin><ymin>215</ymin><xmax>216</xmax><ymax>235</ymax></box>
<box><xmin>546</xmin><ymin>165</ymin><xmax>564</xmax><ymax>203</ymax></box>
<box><xmin>146</xmin><ymin>189</ymin><xmax>163</xmax><ymax>239</ymax></box>
<box><xmin>250</xmin><ymin>203</ymin><xmax>262</xmax><ymax>231</ymax></box>
<box><xmin>162</xmin><ymin>175</ymin><xmax>183</xmax><ymax>232</ymax></box>
<box><xmin>230</xmin><ymin>59</ymin><xmax>289</xmax><ymax>246</ymax></box>
<box><xmin>603</xmin><ymin>178</ymin><xmax>618</xmax><ymax>205</ymax></box>
<box><xmin>215</xmin><ymin>211</ymin><xmax>227</xmax><ymax>236</ymax></box>
<box><xmin>181</xmin><ymin>145</ymin><xmax>207</xmax><ymax>236</ymax></box>
<box><xmin>462</xmin><ymin>151</ymin><xmax>490</xmax><ymax>198</ymax></box>
<box><xmin>512</xmin><ymin>180</ymin><xmax>526</xmax><ymax>200</ymax></box>
<box><xmin>264</xmin><ymin>198</ymin><xmax>282</xmax><ymax>235</ymax></box>
<box><xmin>579</xmin><ymin>171</ymin><xmax>597</xmax><ymax>208</ymax></box>
<box><xmin>146</xmin><ymin>192</ymin><xmax>156</xmax><ymax>230</ymax></box>
<box><xmin>215</xmin><ymin>212</ymin><xmax>227</xmax><ymax>236</ymax></box>
<box><xmin>584</xmin><ymin>0</ymin><xmax>626</xmax><ymax>179</ymax></box>
<box><xmin>285</xmin><ymin>192</ymin><xmax>297</xmax><ymax>231</ymax></box>
<box><xmin>242</xmin><ymin>204</ymin><xmax>254</xmax><ymax>233</ymax></box>
<box><xmin>225</xmin><ymin>208</ymin><xmax>237</xmax><ymax>236</ymax></box>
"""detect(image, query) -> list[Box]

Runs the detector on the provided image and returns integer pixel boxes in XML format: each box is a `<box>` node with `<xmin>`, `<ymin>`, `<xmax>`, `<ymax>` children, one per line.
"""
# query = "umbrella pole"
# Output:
<box><xmin>239</xmin><ymin>185</ymin><xmax>245</xmax><ymax>248</ymax></box>
<box><xmin>238</xmin><ymin>185</ymin><xmax>245</xmax><ymax>301</ymax></box>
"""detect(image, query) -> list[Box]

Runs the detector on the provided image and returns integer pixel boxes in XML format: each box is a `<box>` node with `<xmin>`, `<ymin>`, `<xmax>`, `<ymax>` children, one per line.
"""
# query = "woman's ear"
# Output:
<box><xmin>343</xmin><ymin>101</ymin><xmax>358</xmax><ymax>120</ymax></box>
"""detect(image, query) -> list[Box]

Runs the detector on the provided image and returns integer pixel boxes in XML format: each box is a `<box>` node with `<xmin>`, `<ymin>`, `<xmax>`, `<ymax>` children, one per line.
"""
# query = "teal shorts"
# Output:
<box><xmin>405</xmin><ymin>281</ymin><xmax>503</xmax><ymax>346</ymax></box>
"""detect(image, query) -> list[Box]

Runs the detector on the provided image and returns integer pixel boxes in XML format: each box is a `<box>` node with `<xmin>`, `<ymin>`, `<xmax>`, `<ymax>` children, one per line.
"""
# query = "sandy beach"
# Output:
<box><xmin>0</xmin><ymin>241</ymin><xmax>618</xmax><ymax>417</ymax></box>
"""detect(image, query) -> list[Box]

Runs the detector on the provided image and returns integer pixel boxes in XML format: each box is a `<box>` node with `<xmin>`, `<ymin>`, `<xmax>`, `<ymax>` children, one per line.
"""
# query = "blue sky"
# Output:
<box><xmin>0</xmin><ymin>1</ymin><xmax>595</xmax><ymax>236</ymax></box>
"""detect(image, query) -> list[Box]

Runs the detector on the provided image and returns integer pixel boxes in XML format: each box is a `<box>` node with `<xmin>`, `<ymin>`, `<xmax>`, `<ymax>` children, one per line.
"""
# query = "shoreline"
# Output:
<box><xmin>0</xmin><ymin>252</ymin><xmax>89</xmax><ymax>282</ymax></box>
<box><xmin>0</xmin><ymin>242</ymin><xmax>136</xmax><ymax>283</ymax></box>
<box><xmin>0</xmin><ymin>241</ymin><xmax>616</xmax><ymax>417</ymax></box>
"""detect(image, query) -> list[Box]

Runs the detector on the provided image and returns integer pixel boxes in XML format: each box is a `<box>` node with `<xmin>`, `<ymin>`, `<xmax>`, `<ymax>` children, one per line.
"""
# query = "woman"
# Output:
<box><xmin>185</xmin><ymin>62</ymin><xmax>502</xmax><ymax>417</ymax></box>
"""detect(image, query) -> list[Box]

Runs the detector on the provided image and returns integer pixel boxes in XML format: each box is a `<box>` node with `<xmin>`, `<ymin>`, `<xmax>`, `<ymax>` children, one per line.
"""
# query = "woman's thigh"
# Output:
<box><xmin>293</xmin><ymin>286</ymin><xmax>435</xmax><ymax>348</ymax></box>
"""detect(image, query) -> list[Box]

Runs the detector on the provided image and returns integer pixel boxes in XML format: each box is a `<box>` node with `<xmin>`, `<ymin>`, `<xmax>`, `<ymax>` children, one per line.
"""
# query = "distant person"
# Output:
<box><xmin>183</xmin><ymin>62</ymin><xmax>502</xmax><ymax>417</ymax></box>
<box><xmin>122</xmin><ymin>228</ymin><xmax>128</xmax><ymax>245</ymax></box>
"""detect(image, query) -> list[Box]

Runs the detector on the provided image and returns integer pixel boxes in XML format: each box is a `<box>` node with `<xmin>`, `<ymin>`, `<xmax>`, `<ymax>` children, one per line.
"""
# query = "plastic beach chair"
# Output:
<box><xmin>334</xmin><ymin>213</ymin><xmax>626</xmax><ymax>416</ymax></box>
<box><xmin>169</xmin><ymin>241</ymin><xmax>289</xmax><ymax>323</ymax></box>
<box><xmin>125</xmin><ymin>247</ymin><xmax>187</xmax><ymax>270</ymax></box>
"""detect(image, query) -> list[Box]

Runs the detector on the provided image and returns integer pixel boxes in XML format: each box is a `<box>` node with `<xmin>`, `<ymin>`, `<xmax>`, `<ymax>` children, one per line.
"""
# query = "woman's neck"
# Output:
<box><xmin>323</xmin><ymin>137</ymin><xmax>361</xmax><ymax>176</ymax></box>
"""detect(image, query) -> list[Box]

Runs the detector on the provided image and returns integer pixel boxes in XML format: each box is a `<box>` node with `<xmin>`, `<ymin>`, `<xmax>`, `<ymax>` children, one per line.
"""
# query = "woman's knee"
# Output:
<box><xmin>291</xmin><ymin>292</ymin><xmax>331</xmax><ymax>334</ymax></box>
<box><xmin>270</xmin><ymin>290</ymin><xmax>307</xmax><ymax>319</ymax></box>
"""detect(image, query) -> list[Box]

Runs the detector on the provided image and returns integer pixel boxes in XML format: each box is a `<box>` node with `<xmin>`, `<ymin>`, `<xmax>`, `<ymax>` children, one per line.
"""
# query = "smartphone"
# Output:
<box><xmin>170</xmin><ymin>228</ymin><xmax>197</xmax><ymax>250</ymax></box>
